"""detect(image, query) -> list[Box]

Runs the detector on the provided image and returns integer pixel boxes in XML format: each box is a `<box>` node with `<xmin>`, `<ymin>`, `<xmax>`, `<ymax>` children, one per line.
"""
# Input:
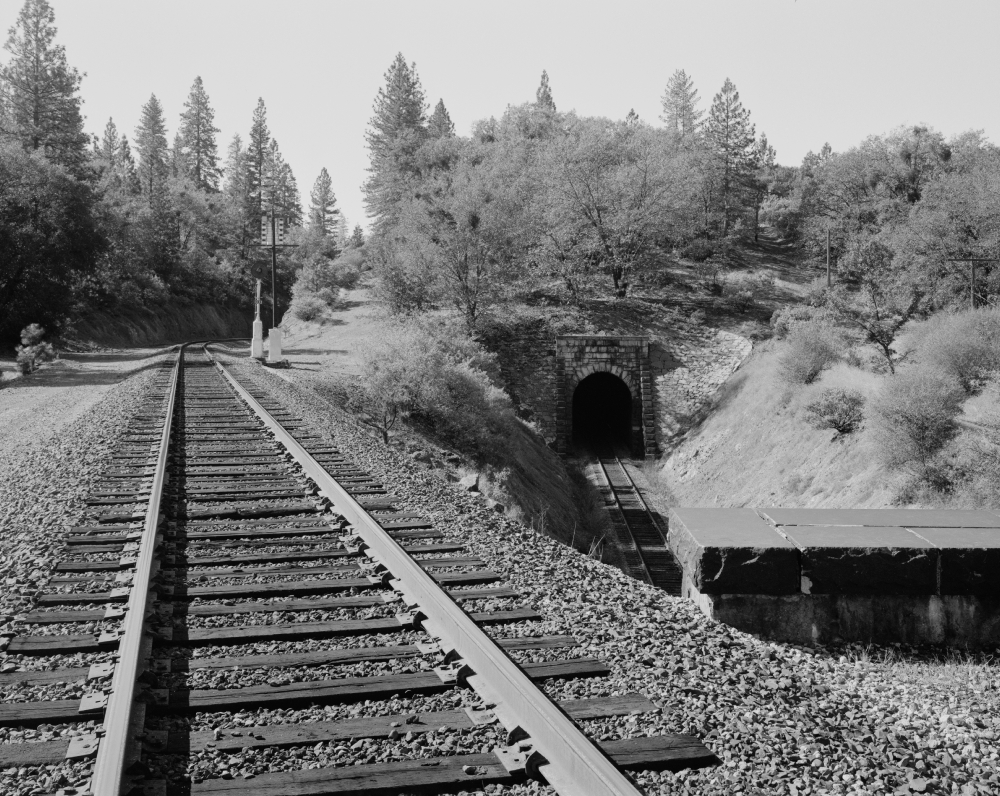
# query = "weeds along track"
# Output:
<box><xmin>594</xmin><ymin>459</ymin><xmax>683</xmax><ymax>595</ymax></box>
<box><xmin>0</xmin><ymin>344</ymin><xmax>715</xmax><ymax>796</ymax></box>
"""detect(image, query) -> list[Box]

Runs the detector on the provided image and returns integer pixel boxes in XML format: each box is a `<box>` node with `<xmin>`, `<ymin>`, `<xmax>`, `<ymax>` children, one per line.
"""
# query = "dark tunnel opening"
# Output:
<box><xmin>572</xmin><ymin>372</ymin><xmax>634</xmax><ymax>455</ymax></box>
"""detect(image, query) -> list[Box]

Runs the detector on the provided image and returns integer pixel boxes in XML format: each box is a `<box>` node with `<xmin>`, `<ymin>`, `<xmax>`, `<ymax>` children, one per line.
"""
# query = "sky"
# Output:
<box><xmin>14</xmin><ymin>0</ymin><xmax>1000</xmax><ymax>230</ymax></box>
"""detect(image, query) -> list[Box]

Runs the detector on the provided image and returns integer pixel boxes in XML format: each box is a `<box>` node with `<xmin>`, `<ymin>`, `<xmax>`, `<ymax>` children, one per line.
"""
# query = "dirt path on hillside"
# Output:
<box><xmin>278</xmin><ymin>287</ymin><xmax>379</xmax><ymax>379</ymax></box>
<box><xmin>0</xmin><ymin>348</ymin><xmax>169</xmax><ymax>456</ymax></box>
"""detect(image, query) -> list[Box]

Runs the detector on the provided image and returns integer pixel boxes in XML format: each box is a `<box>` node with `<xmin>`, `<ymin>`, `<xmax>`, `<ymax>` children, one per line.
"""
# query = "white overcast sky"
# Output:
<box><xmin>18</xmin><ymin>0</ymin><xmax>1000</xmax><ymax>230</ymax></box>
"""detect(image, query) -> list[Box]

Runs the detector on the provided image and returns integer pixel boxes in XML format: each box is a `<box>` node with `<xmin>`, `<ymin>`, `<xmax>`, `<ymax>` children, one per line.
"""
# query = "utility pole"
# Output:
<box><xmin>946</xmin><ymin>257</ymin><xmax>998</xmax><ymax>311</ymax></box>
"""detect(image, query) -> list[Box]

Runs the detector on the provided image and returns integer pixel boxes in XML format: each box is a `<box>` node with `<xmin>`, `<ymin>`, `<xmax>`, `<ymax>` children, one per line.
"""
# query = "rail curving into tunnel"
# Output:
<box><xmin>572</xmin><ymin>371</ymin><xmax>635</xmax><ymax>454</ymax></box>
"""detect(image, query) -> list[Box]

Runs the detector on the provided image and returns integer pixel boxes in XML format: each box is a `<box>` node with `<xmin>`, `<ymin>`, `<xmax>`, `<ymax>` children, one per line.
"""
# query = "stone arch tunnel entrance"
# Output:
<box><xmin>555</xmin><ymin>335</ymin><xmax>657</xmax><ymax>459</ymax></box>
<box><xmin>572</xmin><ymin>372</ymin><xmax>634</xmax><ymax>453</ymax></box>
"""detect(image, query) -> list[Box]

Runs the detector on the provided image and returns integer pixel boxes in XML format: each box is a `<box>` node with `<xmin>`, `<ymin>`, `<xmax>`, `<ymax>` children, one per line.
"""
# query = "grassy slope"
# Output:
<box><xmin>658</xmin><ymin>344</ymin><xmax>903</xmax><ymax>508</ymax></box>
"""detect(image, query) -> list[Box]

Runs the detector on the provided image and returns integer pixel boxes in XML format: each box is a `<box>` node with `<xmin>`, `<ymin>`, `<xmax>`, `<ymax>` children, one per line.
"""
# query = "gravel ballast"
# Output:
<box><xmin>2</xmin><ymin>349</ymin><xmax>997</xmax><ymax>796</ymax></box>
<box><xmin>220</xmin><ymin>354</ymin><xmax>1000</xmax><ymax>796</ymax></box>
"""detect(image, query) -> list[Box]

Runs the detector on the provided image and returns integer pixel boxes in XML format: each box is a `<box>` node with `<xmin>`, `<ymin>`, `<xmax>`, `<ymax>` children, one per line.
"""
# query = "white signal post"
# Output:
<box><xmin>251</xmin><ymin>209</ymin><xmax>297</xmax><ymax>363</ymax></box>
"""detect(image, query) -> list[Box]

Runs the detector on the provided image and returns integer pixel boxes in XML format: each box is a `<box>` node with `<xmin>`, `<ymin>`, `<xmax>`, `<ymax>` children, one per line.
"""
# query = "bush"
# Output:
<box><xmin>805</xmin><ymin>388</ymin><xmax>865</xmax><ymax>434</ymax></box>
<box><xmin>15</xmin><ymin>324</ymin><xmax>56</xmax><ymax>375</ymax></box>
<box><xmin>292</xmin><ymin>295</ymin><xmax>329</xmax><ymax>323</ymax></box>
<box><xmin>777</xmin><ymin>320</ymin><xmax>841</xmax><ymax>384</ymax></box>
<box><xmin>918</xmin><ymin>308</ymin><xmax>1000</xmax><ymax>393</ymax></box>
<box><xmin>681</xmin><ymin>239</ymin><xmax>715</xmax><ymax>262</ymax></box>
<box><xmin>770</xmin><ymin>305</ymin><xmax>818</xmax><ymax>339</ymax></box>
<box><xmin>350</xmin><ymin>319</ymin><xmax>516</xmax><ymax>460</ymax></box>
<box><xmin>869</xmin><ymin>366</ymin><xmax>964</xmax><ymax>480</ymax></box>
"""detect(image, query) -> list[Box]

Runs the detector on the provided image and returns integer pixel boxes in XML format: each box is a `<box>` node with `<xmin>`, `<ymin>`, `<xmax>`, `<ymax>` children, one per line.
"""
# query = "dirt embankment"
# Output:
<box><xmin>69</xmin><ymin>302</ymin><xmax>250</xmax><ymax>349</ymax></box>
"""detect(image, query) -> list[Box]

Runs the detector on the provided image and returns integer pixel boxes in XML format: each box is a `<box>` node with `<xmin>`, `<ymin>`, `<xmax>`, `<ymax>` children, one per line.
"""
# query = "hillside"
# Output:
<box><xmin>657</xmin><ymin>345</ymin><xmax>900</xmax><ymax>508</ymax></box>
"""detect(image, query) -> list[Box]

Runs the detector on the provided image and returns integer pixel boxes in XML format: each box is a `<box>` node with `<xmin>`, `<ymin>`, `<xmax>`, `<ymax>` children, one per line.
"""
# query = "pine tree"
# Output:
<box><xmin>134</xmin><ymin>94</ymin><xmax>169</xmax><ymax>201</ymax></box>
<box><xmin>349</xmin><ymin>224</ymin><xmax>365</xmax><ymax>248</ymax></box>
<box><xmin>179</xmin><ymin>76</ymin><xmax>220</xmax><ymax>191</ymax></box>
<box><xmin>660</xmin><ymin>69</ymin><xmax>703</xmax><ymax>143</ymax></box>
<box><xmin>170</xmin><ymin>131</ymin><xmax>188</xmax><ymax>178</ymax></box>
<box><xmin>118</xmin><ymin>134</ymin><xmax>140</xmax><ymax>194</ymax></box>
<box><xmin>261</xmin><ymin>138</ymin><xmax>301</xmax><ymax>226</ymax></box>
<box><xmin>335</xmin><ymin>214</ymin><xmax>349</xmax><ymax>246</ymax></box>
<box><xmin>245</xmin><ymin>98</ymin><xmax>270</xmax><ymax>223</ymax></box>
<box><xmin>705</xmin><ymin>78</ymin><xmax>757</xmax><ymax>235</ymax></box>
<box><xmin>428</xmin><ymin>99</ymin><xmax>455</xmax><ymax>138</ymax></box>
<box><xmin>535</xmin><ymin>70</ymin><xmax>556</xmax><ymax>111</ymax></box>
<box><xmin>0</xmin><ymin>0</ymin><xmax>88</xmax><ymax>173</ymax></box>
<box><xmin>99</xmin><ymin>118</ymin><xmax>119</xmax><ymax>165</ymax></box>
<box><xmin>222</xmin><ymin>134</ymin><xmax>245</xmax><ymax>202</ymax></box>
<box><xmin>308</xmin><ymin>167</ymin><xmax>339</xmax><ymax>235</ymax></box>
<box><xmin>363</xmin><ymin>53</ymin><xmax>427</xmax><ymax>226</ymax></box>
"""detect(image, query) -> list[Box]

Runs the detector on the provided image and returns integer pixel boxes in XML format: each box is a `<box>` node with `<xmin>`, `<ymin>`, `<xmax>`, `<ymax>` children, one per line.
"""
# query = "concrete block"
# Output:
<box><xmin>912</xmin><ymin>527</ymin><xmax>1000</xmax><ymax>596</ymax></box>
<box><xmin>668</xmin><ymin>508</ymin><xmax>798</xmax><ymax>595</ymax></box>
<box><xmin>761</xmin><ymin>508</ymin><xmax>1000</xmax><ymax>528</ymax></box>
<box><xmin>693</xmin><ymin>589</ymin><xmax>1000</xmax><ymax>647</ymax></box>
<box><xmin>782</xmin><ymin>526</ymin><xmax>937</xmax><ymax>595</ymax></box>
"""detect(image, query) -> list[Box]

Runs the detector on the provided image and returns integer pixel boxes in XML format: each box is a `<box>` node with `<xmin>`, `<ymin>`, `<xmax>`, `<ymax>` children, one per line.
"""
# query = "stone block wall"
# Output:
<box><xmin>554</xmin><ymin>336</ymin><xmax>656</xmax><ymax>457</ymax></box>
<box><xmin>481</xmin><ymin>311</ymin><xmax>752</xmax><ymax>458</ymax></box>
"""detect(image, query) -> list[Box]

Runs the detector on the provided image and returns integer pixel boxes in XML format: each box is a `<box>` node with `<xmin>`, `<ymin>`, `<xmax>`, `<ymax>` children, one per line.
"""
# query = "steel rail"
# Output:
<box><xmin>610</xmin><ymin>455</ymin><xmax>668</xmax><ymax>547</ymax></box>
<box><xmin>89</xmin><ymin>347</ymin><xmax>183</xmax><ymax>796</ymax></box>
<box><xmin>595</xmin><ymin>458</ymin><xmax>655</xmax><ymax>585</ymax></box>
<box><xmin>208</xmin><ymin>349</ymin><xmax>645</xmax><ymax>796</ymax></box>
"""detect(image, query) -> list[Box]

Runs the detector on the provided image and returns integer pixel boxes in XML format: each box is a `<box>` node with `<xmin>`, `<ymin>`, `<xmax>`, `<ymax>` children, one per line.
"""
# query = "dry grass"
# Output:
<box><xmin>846</xmin><ymin>644</ymin><xmax>998</xmax><ymax>690</ymax></box>
<box><xmin>659</xmin><ymin>343</ymin><xmax>902</xmax><ymax>509</ymax></box>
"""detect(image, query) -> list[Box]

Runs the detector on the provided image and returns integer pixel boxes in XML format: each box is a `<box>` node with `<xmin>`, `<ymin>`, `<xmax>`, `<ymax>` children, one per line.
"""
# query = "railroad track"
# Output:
<box><xmin>0</xmin><ymin>344</ymin><xmax>714</xmax><ymax>796</ymax></box>
<box><xmin>593</xmin><ymin>458</ymin><xmax>683</xmax><ymax>595</ymax></box>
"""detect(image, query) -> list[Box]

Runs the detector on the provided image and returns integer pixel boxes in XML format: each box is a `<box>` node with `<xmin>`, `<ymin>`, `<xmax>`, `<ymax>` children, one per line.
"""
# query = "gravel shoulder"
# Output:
<box><xmin>223</xmin><ymin>352</ymin><xmax>1000</xmax><ymax>796</ymax></box>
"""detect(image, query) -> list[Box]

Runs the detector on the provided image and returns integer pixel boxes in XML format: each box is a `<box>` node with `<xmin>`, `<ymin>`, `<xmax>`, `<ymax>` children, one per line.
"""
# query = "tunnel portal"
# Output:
<box><xmin>555</xmin><ymin>335</ymin><xmax>656</xmax><ymax>458</ymax></box>
<box><xmin>572</xmin><ymin>372</ymin><xmax>634</xmax><ymax>453</ymax></box>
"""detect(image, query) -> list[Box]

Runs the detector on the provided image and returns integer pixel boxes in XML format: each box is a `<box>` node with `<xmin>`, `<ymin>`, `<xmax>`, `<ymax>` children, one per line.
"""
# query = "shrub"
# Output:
<box><xmin>15</xmin><ymin>324</ymin><xmax>56</xmax><ymax>375</ymax></box>
<box><xmin>805</xmin><ymin>388</ymin><xmax>865</xmax><ymax>434</ymax></box>
<box><xmin>725</xmin><ymin>274</ymin><xmax>757</xmax><ymax>312</ymax></box>
<box><xmin>681</xmin><ymin>239</ymin><xmax>715</xmax><ymax>262</ymax></box>
<box><xmin>349</xmin><ymin>319</ymin><xmax>516</xmax><ymax>461</ymax></box>
<box><xmin>292</xmin><ymin>294</ymin><xmax>329</xmax><ymax>323</ymax></box>
<box><xmin>777</xmin><ymin>320</ymin><xmax>841</xmax><ymax>384</ymax></box>
<box><xmin>918</xmin><ymin>308</ymin><xmax>1000</xmax><ymax>393</ymax></box>
<box><xmin>770</xmin><ymin>305</ymin><xmax>817</xmax><ymax>339</ymax></box>
<box><xmin>869</xmin><ymin>366</ymin><xmax>964</xmax><ymax>480</ymax></box>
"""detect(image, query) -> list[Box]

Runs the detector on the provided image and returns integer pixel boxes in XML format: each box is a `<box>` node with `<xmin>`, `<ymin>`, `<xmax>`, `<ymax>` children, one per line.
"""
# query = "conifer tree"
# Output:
<box><xmin>705</xmin><ymin>78</ymin><xmax>757</xmax><ymax>234</ymax></box>
<box><xmin>0</xmin><ymin>0</ymin><xmax>87</xmax><ymax>173</ymax></box>
<box><xmin>245</xmin><ymin>98</ymin><xmax>270</xmax><ymax>222</ymax></box>
<box><xmin>170</xmin><ymin>131</ymin><xmax>188</xmax><ymax>178</ymax></box>
<box><xmin>308</xmin><ymin>167</ymin><xmax>339</xmax><ymax>235</ymax></box>
<box><xmin>99</xmin><ymin>118</ymin><xmax>119</xmax><ymax>165</ymax></box>
<box><xmin>535</xmin><ymin>70</ymin><xmax>556</xmax><ymax>112</ymax></box>
<box><xmin>118</xmin><ymin>134</ymin><xmax>140</xmax><ymax>194</ymax></box>
<box><xmin>335</xmin><ymin>214</ymin><xmax>349</xmax><ymax>246</ymax></box>
<box><xmin>261</xmin><ymin>138</ymin><xmax>301</xmax><ymax>225</ymax></box>
<box><xmin>428</xmin><ymin>99</ymin><xmax>455</xmax><ymax>138</ymax></box>
<box><xmin>660</xmin><ymin>69</ymin><xmax>703</xmax><ymax>143</ymax></box>
<box><xmin>179</xmin><ymin>76</ymin><xmax>220</xmax><ymax>191</ymax></box>
<box><xmin>222</xmin><ymin>134</ymin><xmax>245</xmax><ymax>202</ymax></box>
<box><xmin>349</xmin><ymin>224</ymin><xmax>365</xmax><ymax>248</ymax></box>
<box><xmin>134</xmin><ymin>93</ymin><xmax>169</xmax><ymax>201</ymax></box>
<box><xmin>363</xmin><ymin>53</ymin><xmax>427</xmax><ymax>226</ymax></box>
